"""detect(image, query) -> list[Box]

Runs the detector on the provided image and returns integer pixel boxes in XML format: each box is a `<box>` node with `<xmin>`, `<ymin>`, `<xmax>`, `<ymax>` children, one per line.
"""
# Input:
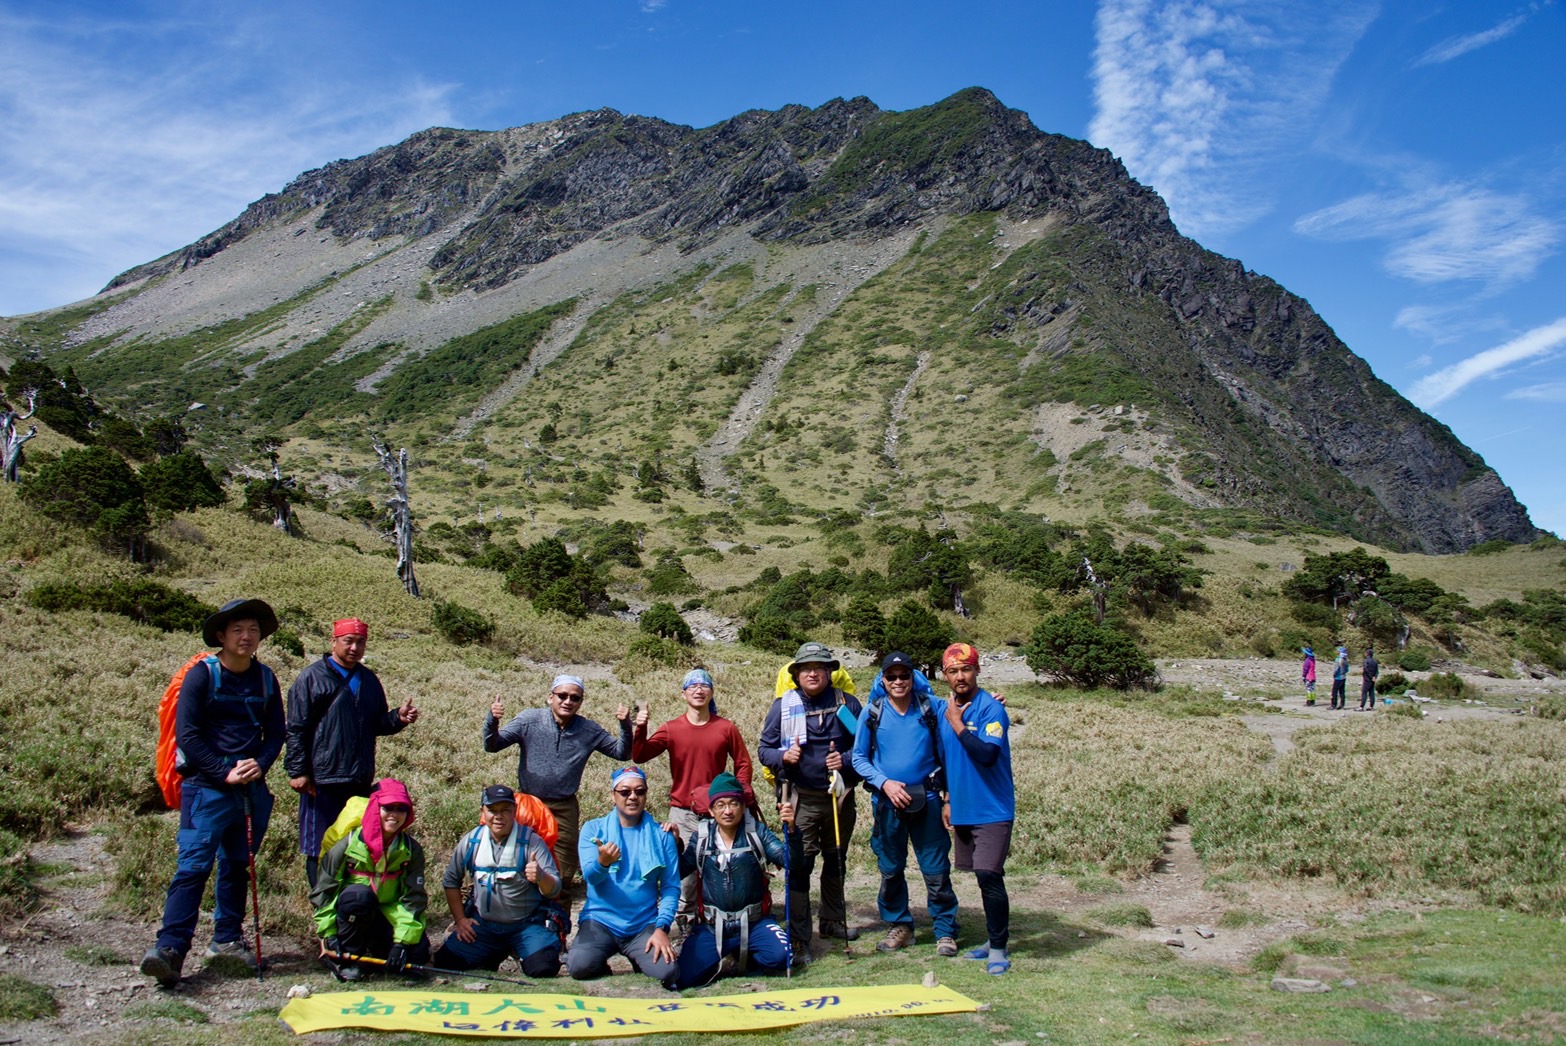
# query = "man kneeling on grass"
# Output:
<box><xmin>670</xmin><ymin>772</ymin><xmax>795</xmax><ymax>988</ymax></box>
<box><xmin>312</xmin><ymin>778</ymin><xmax>431</xmax><ymax>981</ymax></box>
<box><xmin>567</xmin><ymin>766</ymin><xmax>680</xmax><ymax>988</ymax></box>
<box><xmin>431</xmin><ymin>785</ymin><xmax>565</xmax><ymax>978</ymax></box>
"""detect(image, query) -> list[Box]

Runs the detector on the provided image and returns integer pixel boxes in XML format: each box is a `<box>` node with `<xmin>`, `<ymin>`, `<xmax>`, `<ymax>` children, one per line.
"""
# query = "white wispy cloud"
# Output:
<box><xmin>1087</xmin><ymin>0</ymin><xmax>1377</xmax><ymax>240</ymax></box>
<box><xmin>1506</xmin><ymin>381</ymin><xmax>1566</xmax><ymax>402</ymax></box>
<box><xmin>639</xmin><ymin>0</ymin><xmax>669</xmax><ymax>11</ymax></box>
<box><xmin>1410</xmin><ymin>317</ymin><xmax>1566</xmax><ymax>408</ymax></box>
<box><xmin>0</xmin><ymin>12</ymin><xmax>458</xmax><ymax>314</ymax></box>
<box><xmin>1295</xmin><ymin>182</ymin><xmax>1559</xmax><ymax>288</ymax></box>
<box><xmin>1412</xmin><ymin>2</ymin><xmax>1554</xmax><ymax>66</ymax></box>
<box><xmin>1395</xmin><ymin>303</ymin><xmax>1516</xmax><ymax>345</ymax></box>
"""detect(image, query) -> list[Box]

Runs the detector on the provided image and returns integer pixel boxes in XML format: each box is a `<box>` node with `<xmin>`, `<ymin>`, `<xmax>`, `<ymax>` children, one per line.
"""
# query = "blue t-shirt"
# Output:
<box><xmin>938</xmin><ymin>689</ymin><xmax>1014</xmax><ymax>825</ymax></box>
<box><xmin>850</xmin><ymin>695</ymin><xmax>946</xmax><ymax>792</ymax></box>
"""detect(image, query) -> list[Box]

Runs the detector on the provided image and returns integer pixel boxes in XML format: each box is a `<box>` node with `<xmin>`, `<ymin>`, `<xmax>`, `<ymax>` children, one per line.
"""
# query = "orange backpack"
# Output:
<box><xmin>155</xmin><ymin>653</ymin><xmax>275</xmax><ymax>808</ymax></box>
<box><xmin>156</xmin><ymin>653</ymin><xmax>215</xmax><ymax>808</ymax></box>
<box><xmin>513</xmin><ymin>793</ymin><xmax>559</xmax><ymax>858</ymax></box>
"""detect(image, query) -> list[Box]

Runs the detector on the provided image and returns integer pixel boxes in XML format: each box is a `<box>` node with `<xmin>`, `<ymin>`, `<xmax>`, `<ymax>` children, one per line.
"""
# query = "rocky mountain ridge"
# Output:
<box><xmin>11</xmin><ymin>88</ymin><xmax>1538</xmax><ymax>553</ymax></box>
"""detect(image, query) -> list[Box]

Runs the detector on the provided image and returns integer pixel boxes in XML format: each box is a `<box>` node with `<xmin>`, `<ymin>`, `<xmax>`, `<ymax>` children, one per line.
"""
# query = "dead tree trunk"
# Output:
<box><xmin>373</xmin><ymin>438</ymin><xmax>419</xmax><ymax>598</ymax></box>
<box><xmin>2</xmin><ymin>391</ymin><xmax>39</xmax><ymax>483</ymax></box>
<box><xmin>1081</xmin><ymin>555</ymin><xmax>1108</xmax><ymax>624</ymax></box>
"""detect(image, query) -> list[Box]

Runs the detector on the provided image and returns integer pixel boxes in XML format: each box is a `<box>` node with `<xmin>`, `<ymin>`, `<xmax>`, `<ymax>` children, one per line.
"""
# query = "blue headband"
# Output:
<box><xmin>552</xmin><ymin>674</ymin><xmax>585</xmax><ymax>694</ymax></box>
<box><xmin>681</xmin><ymin>669</ymin><xmax>714</xmax><ymax>690</ymax></box>
<box><xmin>611</xmin><ymin>766</ymin><xmax>647</xmax><ymax>788</ymax></box>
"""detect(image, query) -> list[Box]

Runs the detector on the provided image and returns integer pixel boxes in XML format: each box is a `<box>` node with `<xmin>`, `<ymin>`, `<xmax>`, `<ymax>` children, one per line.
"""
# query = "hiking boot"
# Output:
<box><xmin>206</xmin><ymin>938</ymin><xmax>259</xmax><ymax>970</ymax></box>
<box><xmin>140</xmin><ymin>945</ymin><xmax>183</xmax><ymax>988</ymax></box>
<box><xmin>338</xmin><ymin>962</ymin><xmax>363</xmax><ymax>982</ymax></box>
<box><xmin>819</xmin><ymin>920</ymin><xmax>860</xmax><ymax>941</ymax></box>
<box><xmin>788</xmin><ymin>945</ymin><xmax>813</xmax><ymax>968</ymax></box>
<box><xmin>876</xmin><ymin>925</ymin><xmax>915</xmax><ymax>952</ymax></box>
<box><xmin>936</xmin><ymin>936</ymin><xmax>959</xmax><ymax>957</ymax></box>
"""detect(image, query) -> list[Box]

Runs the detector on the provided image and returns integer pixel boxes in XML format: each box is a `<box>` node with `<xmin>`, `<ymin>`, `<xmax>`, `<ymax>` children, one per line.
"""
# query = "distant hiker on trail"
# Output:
<box><xmin>1301</xmin><ymin>646</ymin><xmax>1317</xmax><ymax>706</ymax></box>
<box><xmin>485</xmin><ymin>674</ymin><xmax>632</xmax><ymax>905</ymax></box>
<box><xmin>141</xmin><ymin>598</ymin><xmax>285</xmax><ymax>988</ymax></box>
<box><xmin>850</xmin><ymin>651</ymin><xmax>959</xmax><ymax>958</ymax></box>
<box><xmin>1360</xmin><ymin>648</ymin><xmax>1380</xmax><ymax>710</ymax></box>
<box><xmin>567</xmin><ymin>767</ymin><xmax>681</xmax><ymax>988</ymax></box>
<box><xmin>757</xmin><ymin>641</ymin><xmax>864</xmax><ymax>962</ymax></box>
<box><xmin>938</xmin><ymin>642</ymin><xmax>1016</xmax><ymax>976</ymax></box>
<box><xmin>669</xmin><ymin>772</ymin><xmax>795</xmax><ymax>989</ymax></box>
<box><xmin>632</xmin><ymin>667</ymin><xmax>755</xmax><ymax>929</ymax></box>
<box><xmin>285</xmin><ymin>617</ymin><xmax>419</xmax><ymax>887</ymax></box>
<box><xmin>312</xmin><ymin>778</ymin><xmax>430</xmax><ymax>982</ymax></box>
<box><xmin>431</xmin><ymin>785</ymin><xmax>564</xmax><ymax>979</ymax></box>
<box><xmin>1331</xmin><ymin>644</ymin><xmax>1350</xmax><ymax>710</ymax></box>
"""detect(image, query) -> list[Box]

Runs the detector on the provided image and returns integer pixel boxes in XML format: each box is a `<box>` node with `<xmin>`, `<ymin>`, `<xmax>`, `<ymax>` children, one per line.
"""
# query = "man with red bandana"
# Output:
<box><xmin>286</xmin><ymin>617</ymin><xmax>419</xmax><ymax>887</ymax></box>
<box><xmin>937</xmin><ymin>643</ymin><xmax>1015</xmax><ymax>975</ymax></box>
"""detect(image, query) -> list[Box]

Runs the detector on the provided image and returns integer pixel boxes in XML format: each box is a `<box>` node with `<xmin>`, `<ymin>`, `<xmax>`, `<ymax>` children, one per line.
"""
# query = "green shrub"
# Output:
<box><xmin>1534</xmin><ymin>694</ymin><xmax>1566</xmax><ymax>720</ymax></box>
<box><xmin>1387</xmin><ymin>699</ymin><xmax>1423</xmax><ymax>719</ymax></box>
<box><xmin>625</xmin><ymin>634</ymin><xmax>698</xmax><ymax>668</ymax></box>
<box><xmin>1376</xmin><ymin>670</ymin><xmax>1408</xmax><ymax>695</ymax></box>
<box><xmin>270</xmin><ymin>627</ymin><xmax>306</xmax><ymax>657</ymax></box>
<box><xmin>639</xmin><ymin>602</ymin><xmax>694</xmax><ymax>645</ymax></box>
<box><xmin>1025</xmin><ymin>612</ymin><xmax>1157</xmax><ymax>690</ymax></box>
<box><xmin>431</xmin><ymin>600</ymin><xmax>494</xmax><ymax>645</ymax></box>
<box><xmin>1421</xmin><ymin>672</ymin><xmax>1474</xmax><ymax>700</ymax></box>
<box><xmin>882</xmin><ymin>601</ymin><xmax>955</xmax><ymax>673</ymax></box>
<box><xmin>645</xmin><ymin>552</ymin><xmax>697</xmax><ymax>596</ymax></box>
<box><xmin>0</xmin><ymin>830</ymin><xmax>36</xmax><ymax>919</ymax></box>
<box><xmin>25</xmin><ymin>578</ymin><xmax>214</xmax><ymax>633</ymax></box>
<box><xmin>19</xmin><ymin>446</ymin><xmax>150</xmax><ymax>558</ymax></box>
<box><xmin>1397</xmin><ymin>648</ymin><xmax>1432</xmax><ymax>672</ymax></box>
<box><xmin>139</xmin><ymin>452</ymin><xmax>226</xmax><ymax>513</ymax></box>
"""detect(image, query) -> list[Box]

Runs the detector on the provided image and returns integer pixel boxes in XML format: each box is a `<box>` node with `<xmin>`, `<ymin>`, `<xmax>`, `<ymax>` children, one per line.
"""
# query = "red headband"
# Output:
<box><xmin>942</xmin><ymin>642</ymin><xmax>979</xmax><ymax>669</ymax></box>
<box><xmin>333</xmin><ymin>618</ymin><xmax>369</xmax><ymax>639</ymax></box>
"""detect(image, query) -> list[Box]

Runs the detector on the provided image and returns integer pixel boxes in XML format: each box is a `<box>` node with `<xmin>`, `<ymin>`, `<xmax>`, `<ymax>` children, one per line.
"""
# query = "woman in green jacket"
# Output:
<box><xmin>311</xmin><ymin>778</ymin><xmax>430</xmax><ymax>980</ymax></box>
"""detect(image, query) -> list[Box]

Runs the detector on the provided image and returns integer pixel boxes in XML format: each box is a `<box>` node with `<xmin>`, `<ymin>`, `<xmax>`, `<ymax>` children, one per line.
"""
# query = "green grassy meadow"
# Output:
<box><xmin>3</xmin><ymin>468</ymin><xmax>1566</xmax><ymax>1042</ymax></box>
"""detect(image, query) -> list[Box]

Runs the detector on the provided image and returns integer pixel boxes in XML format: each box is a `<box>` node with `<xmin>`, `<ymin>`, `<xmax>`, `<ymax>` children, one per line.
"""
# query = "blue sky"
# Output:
<box><xmin>3</xmin><ymin>0</ymin><xmax>1563</xmax><ymax>537</ymax></box>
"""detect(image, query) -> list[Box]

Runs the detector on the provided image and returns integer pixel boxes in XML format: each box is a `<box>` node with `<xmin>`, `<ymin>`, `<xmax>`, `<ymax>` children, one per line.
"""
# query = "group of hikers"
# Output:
<box><xmin>1300</xmin><ymin>643</ymin><xmax>1380</xmax><ymax>709</ymax></box>
<box><xmin>139</xmin><ymin>598</ymin><xmax>1017</xmax><ymax>993</ymax></box>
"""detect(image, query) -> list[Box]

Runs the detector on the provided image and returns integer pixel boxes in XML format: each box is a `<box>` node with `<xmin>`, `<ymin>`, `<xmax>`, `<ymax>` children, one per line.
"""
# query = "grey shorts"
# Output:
<box><xmin>953</xmin><ymin>821</ymin><xmax>1013</xmax><ymax>874</ymax></box>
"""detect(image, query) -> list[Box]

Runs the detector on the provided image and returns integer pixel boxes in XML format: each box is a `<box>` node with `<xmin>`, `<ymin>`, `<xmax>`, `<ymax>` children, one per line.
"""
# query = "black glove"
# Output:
<box><xmin>324</xmin><ymin>936</ymin><xmax>341</xmax><ymax>957</ymax></box>
<box><xmin>385</xmin><ymin>943</ymin><xmax>409</xmax><ymax>974</ymax></box>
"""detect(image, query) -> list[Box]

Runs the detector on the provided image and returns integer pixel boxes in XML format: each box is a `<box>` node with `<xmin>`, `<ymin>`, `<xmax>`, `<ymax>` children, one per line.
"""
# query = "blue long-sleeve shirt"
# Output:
<box><xmin>850</xmin><ymin>692</ymin><xmax>946</xmax><ymax>793</ymax></box>
<box><xmin>576</xmin><ymin>811</ymin><xmax>680</xmax><ymax>936</ymax></box>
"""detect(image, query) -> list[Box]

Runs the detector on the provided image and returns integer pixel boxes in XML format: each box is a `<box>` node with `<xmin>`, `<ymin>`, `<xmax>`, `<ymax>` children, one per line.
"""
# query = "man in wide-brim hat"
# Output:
<box><xmin>142</xmin><ymin>598</ymin><xmax>285</xmax><ymax>988</ymax></box>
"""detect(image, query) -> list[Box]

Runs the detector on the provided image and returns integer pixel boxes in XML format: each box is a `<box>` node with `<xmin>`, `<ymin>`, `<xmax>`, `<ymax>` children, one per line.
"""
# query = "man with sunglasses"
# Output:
<box><xmin>567</xmin><ymin>767</ymin><xmax>681</xmax><ymax>988</ymax></box>
<box><xmin>485</xmin><ymin>675</ymin><xmax>632</xmax><ymax>904</ymax></box>
<box><xmin>851</xmin><ymin>651</ymin><xmax>959</xmax><ymax>957</ymax></box>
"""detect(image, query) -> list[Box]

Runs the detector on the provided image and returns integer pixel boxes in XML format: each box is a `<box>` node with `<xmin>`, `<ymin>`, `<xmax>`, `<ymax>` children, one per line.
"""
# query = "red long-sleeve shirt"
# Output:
<box><xmin>632</xmin><ymin>714</ymin><xmax>754</xmax><ymax>815</ymax></box>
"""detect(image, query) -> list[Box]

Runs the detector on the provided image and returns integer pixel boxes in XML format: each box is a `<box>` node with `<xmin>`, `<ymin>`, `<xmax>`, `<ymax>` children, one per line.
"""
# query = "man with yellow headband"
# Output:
<box><xmin>937</xmin><ymin>643</ymin><xmax>1015</xmax><ymax>975</ymax></box>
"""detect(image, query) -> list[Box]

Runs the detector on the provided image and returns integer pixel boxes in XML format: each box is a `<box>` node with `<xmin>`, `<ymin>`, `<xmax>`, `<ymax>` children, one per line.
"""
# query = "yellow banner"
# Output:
<box><xmin>280</xmin><ymin>984</ymin><xmax>979</xmax><ymax>1038</ymax></box>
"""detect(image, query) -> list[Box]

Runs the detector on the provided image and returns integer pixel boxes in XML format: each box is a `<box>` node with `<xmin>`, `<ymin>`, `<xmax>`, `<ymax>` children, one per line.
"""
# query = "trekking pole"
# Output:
<box><xmin>323</xmin><ymin>948</ymin><xmax>537</xmax><ymax>987</ymax></box>
<box><xmin>828</xmin><ymin>744</ymin><xmax>851</xmax><ymax>961</ymax></box>
<box><xmin>242</xmin><ymin>786</ymin><xmax>264</xmax><ymax>981</ymax></box>
<box><xmin>780</xmin><ymin>781</ymin><xmax>794</xmax><ymax>979</ymax></box>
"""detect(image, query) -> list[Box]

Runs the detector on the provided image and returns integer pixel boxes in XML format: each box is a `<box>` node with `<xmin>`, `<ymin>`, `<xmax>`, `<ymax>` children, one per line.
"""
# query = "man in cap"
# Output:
<box><xmin>937</xmin><ymin>643</ymin><xmax>1015</xmax><ymax>975</ymax></box>
<box><xmin>757</xmin><ymin>641</ymin><xmax>864</xmax><ymax>960</ymax></box>
<box><xmin>1331</xmin><ymin>644</ymin><xmax>1350</xmax><ymax>710</ymax></box>
<box><xmin>486</xmin><ymin>675</ymin><xmax>632</xmax><ymax>904</ymax></box>
<box><xmin>632</xmin><ymin>668</ymin><xmax>755</xmax><ymax>929</ymax></box>
<box><xmin>285</xmin><ymin>617</ymin><xmax>419</xmax><ymax>887</ymax></box>
<box><xmin>1360</xmin><ymin>647</ymin><xmax>1380</xmax><ymax>710</ymax></box>
<box><xmin>141</xmin><ymin>598</ymin><xmax>285</xmax><ymax>987</ymax></box>
<box><xmin>567</xmin><ymin>767</ymin><xmax>681</xmax><ymax>988</ymax></box>
<box><xmin>851</xmin><ymin>652</ymin><xmax>959</xmax><ymax>956</ymax></box>
<box><xmin>670</xmin><ymin>772</ymin><xmax>795</xmax><ymax>988</ymax></box>
<box><xmin>431</xmin><ymin>785</ymin><xmax>564</xmax><ymax>978</ymax></box>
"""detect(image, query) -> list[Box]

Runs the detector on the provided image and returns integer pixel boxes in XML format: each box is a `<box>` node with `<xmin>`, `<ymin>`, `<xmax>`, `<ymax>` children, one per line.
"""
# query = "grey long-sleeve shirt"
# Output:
<box><xmin>483</xmin><ymin>707</ymin><xmax>632</xmax><ymax>800</ymax></box>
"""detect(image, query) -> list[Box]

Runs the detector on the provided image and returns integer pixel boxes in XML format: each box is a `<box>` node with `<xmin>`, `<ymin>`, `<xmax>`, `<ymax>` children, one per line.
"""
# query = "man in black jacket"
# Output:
<box><xmin>286</xmin><ymin>618</ymin><xmax>419</xmax><ymax>886</ymax></box>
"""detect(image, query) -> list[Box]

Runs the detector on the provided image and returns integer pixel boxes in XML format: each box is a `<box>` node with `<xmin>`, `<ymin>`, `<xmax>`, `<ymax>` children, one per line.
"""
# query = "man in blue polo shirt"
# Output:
<box><xmin>851</xmin><ymin>651</ymin><xmax>959</xmax><ymax>957</ymax></box>
<box><xmin>937</xmin><ymin>642</ymin><xmax>1014</xmax><ymax>975</ymax></box>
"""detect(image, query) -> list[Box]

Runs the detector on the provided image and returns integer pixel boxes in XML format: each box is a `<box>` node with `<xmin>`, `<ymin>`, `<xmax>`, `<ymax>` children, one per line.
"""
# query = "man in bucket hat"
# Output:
<box><xmin>757</xmin><ymin>641</ymin><xmax>864</xmax><ymax>960</ymax></box>
<box><xmin>141</xmin><ymin>599</ymin><xmax>285</xmax><ymax>987</ymax></box>
<box><xmin>286</xmin><ymin>617</ymin><xmax>420</xmax><ymax>887</ymax></box>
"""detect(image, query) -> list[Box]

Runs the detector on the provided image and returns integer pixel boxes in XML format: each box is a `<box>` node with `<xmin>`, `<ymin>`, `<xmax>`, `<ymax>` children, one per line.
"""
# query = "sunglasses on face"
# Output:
<box><xmin>381</xmin><ymin>804</ymin><xmax>411</xmax><ymax>814</ymax></box>
<box><xmin>615</xmin><ymin>787</ymin><xmax>648</xmax><ymax>797</ymax></box>
<box><xmin>551</xmin><ymin>692</ymin><xmax>584</xmax><ymax>702</ymax></box>
<box><xmin>884</xmin><ymin>671</ymin><xmax>912</xmax><ymax>681</ymax></box>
